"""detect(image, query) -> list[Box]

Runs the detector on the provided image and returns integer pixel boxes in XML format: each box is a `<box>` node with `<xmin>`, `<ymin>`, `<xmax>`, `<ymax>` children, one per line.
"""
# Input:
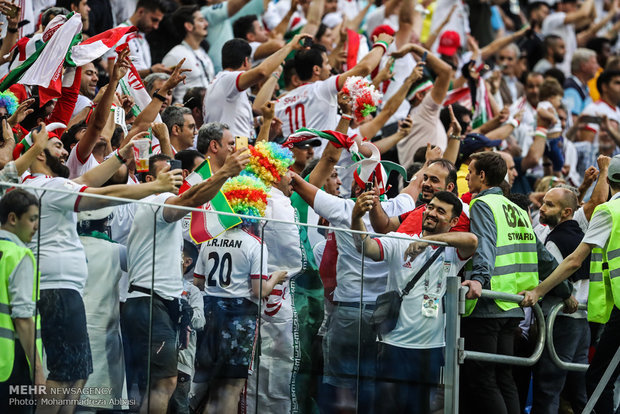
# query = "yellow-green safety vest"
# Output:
<box><xmin>465</xmin><ymin>194</ymin><xmax>539</xmax><ymax>316</ymax></box>
<box><xmin>588</xmin><ymin>199</ymin><xmax>620</xmax><ymax>323</ymax></box>
<box><xmin>0</xmin><ymin>238</ymin><xmax>42</xmax><ymax>382</ymax></box>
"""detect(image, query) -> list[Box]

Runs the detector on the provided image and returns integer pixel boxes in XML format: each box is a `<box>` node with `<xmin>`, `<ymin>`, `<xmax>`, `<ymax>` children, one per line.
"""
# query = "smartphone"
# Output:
<box><xmin>235</xmin><ymin>135</ymin><xmax>249</xmax><ymax>151</ymax></box>
<box><xmin>169</xmin><ymin>159</ymin><xmax>182</xmax><ymax>171</ymax></box>
<box><xmin>421</xmin><ymin>51</ymin><xmax>428</xmax><ymax>63</ymax></box>
<box><xmin>581</xmin><ymin>115</ymin><xmax>603</xmax><ymax>124</ymax></box>
<box><xmin>365</xmin><ymin>172</ymin><xmax>375</xmax><ymax>192</ymax></box>
<box><xmin>301</xmin><ymin>36</ymin><xmax>313</xmax><ymax>48</ymax></box>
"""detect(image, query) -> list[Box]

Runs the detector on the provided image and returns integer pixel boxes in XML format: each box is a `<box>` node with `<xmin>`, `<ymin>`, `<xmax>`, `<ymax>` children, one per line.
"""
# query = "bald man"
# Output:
<box><xmin>534</xmin><ymin>187</ymin><xmax>590</xmax><ymax>414</ymax></box>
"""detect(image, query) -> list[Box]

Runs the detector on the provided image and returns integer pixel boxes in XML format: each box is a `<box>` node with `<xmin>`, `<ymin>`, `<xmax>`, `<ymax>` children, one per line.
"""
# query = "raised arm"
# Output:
<box><xmin>307</xmin><ymin>91</ymin><xmax>352</xmax><ymax>187</ymax></box>
<box><xmin>372</xmin><ymin>116</ymin><xmax>412</xmax><ymax>154</ymax></box>
<box><xmin>13</xmin><ymin>122</ymin><xmax>48</xmax><ymax>175</ymax></box>
<box><xmin>163</xmin><ymin>149</ymin><xmax>250</xmax><ymax>222</ymax></box>
<box><xmin>77</xmin><ymin>165</ymin><xmax>182</xmax><ymax>211</ymax></box>
<box><xmin>338</xmin><ymin>33</ymin><xmax>394</xmax><ymax>90</ymax></box>
<box><xmin>123</xmin><ymin>62</ymin><xmax>190</xmax><ymax>145</ymax></box>
<box><xmin>237</xmin><ymin>34</ymin><xmax>308</xmax><ymax>91</ymax></box>
<box><xmin>302</xmin><ymin>0</ymin><xmax>325</xmax><ymax>37</ymax></box>
<box><xmin>78</xmin><ymin>50</ymin><xmax>131</xmax><ymax>162</ymax></box>
<box><xmin>291</xmin><ymin>171</ymin><xmax>320</xmax><ymax>207</ymax></box>
<box><xmin>252</xmin><ymin>65</ymin><xmax>282</xmax><ymax>114</ymax></box>
<box><xmin>394</xmin><ymin>0</ymin><xmax>415</xmax><ymax>48</ymax></box>
<box><xmin>394</xmin><ymin>43</ymin><xmax>452</xmax><ymax>104</ymax></box>
<box><xmin>360</xmin><ymin>63</ymin><xmax>425</xmax><ymax>140</ymax></box>
<box><xmin>480</xmin><ymin>26</ymin><xmax>529</xmax><ymax>61</ymax></box>
<box><xmin>563</xmin><ymin>0</ymin><xmax>595</xmax><ymax>25</ymax></box>
<box><xmin>351</xmin><ymin>191</ymin><xmax>383</xmax><ymax>261</ymax></box>
<box><xmin>255</xmin><ymin>101</ymin><xmax>275</xmax><ymax>143</ymax></box>
<box><xmin>584</xmin><ymin>155</ymin><xmax>610</xmax><ymax>220</ymax></box>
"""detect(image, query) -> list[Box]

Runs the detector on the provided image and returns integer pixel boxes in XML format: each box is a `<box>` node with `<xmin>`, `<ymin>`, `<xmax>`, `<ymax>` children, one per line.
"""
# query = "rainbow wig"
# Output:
<box><xmin>222</xmin><ymin>174</ymin><xmax>269</xmax><ymax>226</ymax></box>
<box><xmin>0</xmin><ymin>91</ymin><xmax>19</xmax><ymax>116</ymax></box>
<box><xmin>245</xmin><ymin>141</ymin><xmax>294</xmax><ymax>186</ymax></box>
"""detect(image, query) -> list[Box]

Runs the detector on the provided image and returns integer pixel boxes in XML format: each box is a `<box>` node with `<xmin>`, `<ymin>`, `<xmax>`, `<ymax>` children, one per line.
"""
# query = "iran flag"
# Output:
<box><xmin>68</xmin><ymin>25</ymin><xmax>138</xmax><ymax>67</ymax></box>
<box><xmin>117</xmin><ymin>58</ymin><xmax>162</xmax><ymax>122</ymax></box>
<box><xmin>179</xmin><ymin>160</ymin><xmax>241</xmax><ymax>243</ymax></box>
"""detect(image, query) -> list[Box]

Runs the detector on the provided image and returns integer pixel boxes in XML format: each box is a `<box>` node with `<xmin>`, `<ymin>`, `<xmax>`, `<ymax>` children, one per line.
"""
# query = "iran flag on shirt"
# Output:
<box><xmin>179</xmin><ymin>160</ymin><xmax>241</xmax><ymax>243</ymax></box>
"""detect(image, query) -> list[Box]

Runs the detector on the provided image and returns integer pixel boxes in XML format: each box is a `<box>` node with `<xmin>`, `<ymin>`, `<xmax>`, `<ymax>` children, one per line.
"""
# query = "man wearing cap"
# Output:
<box><xmin>460</xmin><ymin>151</ymin><xmax>560</xmax><ymax>414</ymax></box>
<box><xmin>437</xmin><ymin>30</ymin><xmax>461</xmax><ymax>69</ymax></box>
<box><xmin>522</xmin><ymin>155</ymin><xmax>620</xmax><ymax>414</ymax></box>
<box><xmin>291</xmin><ymin>138</ymin><xmax>321</xmax><ymax>175</ymax></box>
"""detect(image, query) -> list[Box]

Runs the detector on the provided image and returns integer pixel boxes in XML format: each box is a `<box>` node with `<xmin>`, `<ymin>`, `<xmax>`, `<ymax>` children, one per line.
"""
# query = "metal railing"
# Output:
<box><xmin>444</xmin><ymin>283</ymin><xmax>547</xmax><ymax>414</ymax></box>
<box><xmin>546</xmin><ymin>302</ymin><xmax>589</xmax><ymax>372</ymax></box>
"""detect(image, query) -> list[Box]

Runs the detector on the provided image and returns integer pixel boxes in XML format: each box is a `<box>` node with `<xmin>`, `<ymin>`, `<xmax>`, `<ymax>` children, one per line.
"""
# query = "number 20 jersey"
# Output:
<box><xmin>194</xmin><ymin>227</ymin><xmax>269</xmax><ymax>302</ymax></box>
<box><xmin>275</xmin><ymin>75</ymin><xmax>340</xmax><ymax>157</ymax></box>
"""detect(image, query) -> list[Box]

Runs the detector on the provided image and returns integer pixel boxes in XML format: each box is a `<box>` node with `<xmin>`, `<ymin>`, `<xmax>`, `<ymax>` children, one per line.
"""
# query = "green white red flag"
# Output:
<box><xmin>179</xmin><ymin>160</ymin><xmax>241</xmax><ymax>243</ymax></box>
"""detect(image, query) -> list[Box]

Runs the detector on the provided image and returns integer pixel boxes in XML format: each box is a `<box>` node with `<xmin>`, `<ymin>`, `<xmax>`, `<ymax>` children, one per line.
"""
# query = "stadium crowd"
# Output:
<box><xmin>1</xmin><ymin>0</ymin><xmax>620</xmax><ymax>413</ymax></box>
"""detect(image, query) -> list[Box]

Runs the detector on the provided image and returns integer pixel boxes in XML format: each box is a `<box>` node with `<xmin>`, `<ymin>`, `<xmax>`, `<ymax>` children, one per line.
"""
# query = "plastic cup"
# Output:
<box><xmin>133</xmin><ymin>139</ymin><xmax>151</xmax><ymax>172</ymax></box>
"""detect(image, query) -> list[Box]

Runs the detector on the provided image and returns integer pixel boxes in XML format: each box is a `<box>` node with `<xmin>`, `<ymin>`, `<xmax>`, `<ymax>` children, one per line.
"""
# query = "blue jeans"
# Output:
<box><xmin>532</xmin><ymin>316</ymin><xmax>589</xmax><ymax>414</ymax></box>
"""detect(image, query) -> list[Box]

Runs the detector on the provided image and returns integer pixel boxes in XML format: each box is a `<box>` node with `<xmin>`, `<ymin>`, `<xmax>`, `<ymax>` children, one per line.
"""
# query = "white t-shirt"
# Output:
<box><xmin>104</xmin><ymin>21</ymin><xmax>151</xmax><ymax>71</ymax></box>
<box><xmin>542</xmin><ymin>12</ymin><xmax>576</xmax><ymax>76</ymax></box>
<box><xmin>127</xmin><ymin>193</ymin><xmax>184</xmax><ymax>300</ymax></box>
<box><xmin>24</xmin><ymin>174</ymin><xmax>89</xmax><ymax>292</ymax></box>
<box><xmin>313</xmin><ymin>190</ymin><xmax>415</xmax><ymax>301</ymax></box>
<box><xmin>162</xmin><ymin>42</ymin><xmax>214</xmax><ymax>104</ymax></box>
<box><xmin>194</xmin><ymin>227</ymin><xmax>269</xmax><ymax>302</ymax></box>
<box><xmin>581</xmin><ymin>100</ymin><xmax>620</xmax><ymax>136</ymax></box>
<box><xmin>72</xmin><ymin>94</ymin><xmax>93</xmax><ymax>117</ymax></box>
<box><xmin>275</xmin><ymin>75</ymin><xmax>341</xmax><ymax>157</ymax></box>
<box><xmin>582</xmin><ymin>193</ymin><xmax>620</xmax><ymax>248</ymax></box>
<box><xmin>377</xmin><ymin>232</ymin><xmax>469</xmax><ymax>348</ymax></box>
<box><xmin>202</xmin><ymin>70</ymin><xmax>254</xmax><ymax>137</ymax></box>
<box><xmin>537</xmin><ymin>101</ymin><xmax>562</xmax><ymax>134</ymax></box>
<box><xmin>397</xmin><ymin>92</ymin><xmax>448</xmax><ymax>171</ymax></box>
<box><xmin>67</xmin><ymin>143</ymin><xmax>100</xmax><ymax>179</ymax></box>
<box><xmin>378</xmin><ymin>44</ymin><xmax>415</xmax><ymax>126</ymax></box>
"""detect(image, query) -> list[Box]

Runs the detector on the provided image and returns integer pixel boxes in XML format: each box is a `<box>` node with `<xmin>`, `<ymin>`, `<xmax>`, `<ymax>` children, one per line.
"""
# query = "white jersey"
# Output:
<box><xmin>103</xmin><ymin>21</ymin><xmax>151</xmax><ymax>71</ymax></box>
<box><xmin>127</xmin><ymin>193</ymin><xmax>184</xmax><ymax>300</ymax></box>
<box><xmin>162</xmin><ymin>42</ymin><xmax>214</xmax><ymax>104</ymax></box>
<box><xmin>24</xmin><ymin>174</ymin><xmax>89</xmax><ymax>292</ymax></box>
<box><xmin>275</xmin><ymin>75</ymin><xmax>340</xmax><ymax>157</ymax></box>
<box><xmin>582</xmin><ymin>100</ymin><xmax>620</xmax><ymax>136</ymax></box>
<box><xmin>67</xmin><ymin>142</ymin><xmax>100</xmax><ymax>179</ymax></box>
<box><xmin>378</xmin><ymin>232</ymin><xmax>469</xmax><ymax>349</ymax></box>
<box><xmin>312</xmin><ymin>190</ymin><xmax>416</xmax><ymax>302</ymax></box>
<box><xmin>202</xmin><ymin>70</ymin><xmax>254</xmax><ymax>137</ymax></box>
<box><xmin>378</xmin><ymin>44</ymin><xmax>414</xmax><ymax>126</ymax></box>
<box><xmin>194</xmin><ymin>227</ymin><xmax>268</xmax><ymax>302</ymax></box>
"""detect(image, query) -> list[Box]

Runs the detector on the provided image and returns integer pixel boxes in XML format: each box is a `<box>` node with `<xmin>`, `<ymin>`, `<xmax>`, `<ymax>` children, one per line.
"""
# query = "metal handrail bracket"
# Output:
<box><xmin>545</xmin><ymin>302</ymin><xmax>589</xmax><ymax>372</ymax></box>
<box><xmin>459</xmin><ymin>288</ymin><xmax>546</xmax><ymax>367</ymax></box>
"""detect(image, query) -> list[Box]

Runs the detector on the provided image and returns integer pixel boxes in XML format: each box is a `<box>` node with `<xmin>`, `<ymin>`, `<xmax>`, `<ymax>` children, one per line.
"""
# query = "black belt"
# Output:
<box><xmin>334</xmin><ymin>301</ymin><xmax>376</xmax><ymax>311</ymax></box>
